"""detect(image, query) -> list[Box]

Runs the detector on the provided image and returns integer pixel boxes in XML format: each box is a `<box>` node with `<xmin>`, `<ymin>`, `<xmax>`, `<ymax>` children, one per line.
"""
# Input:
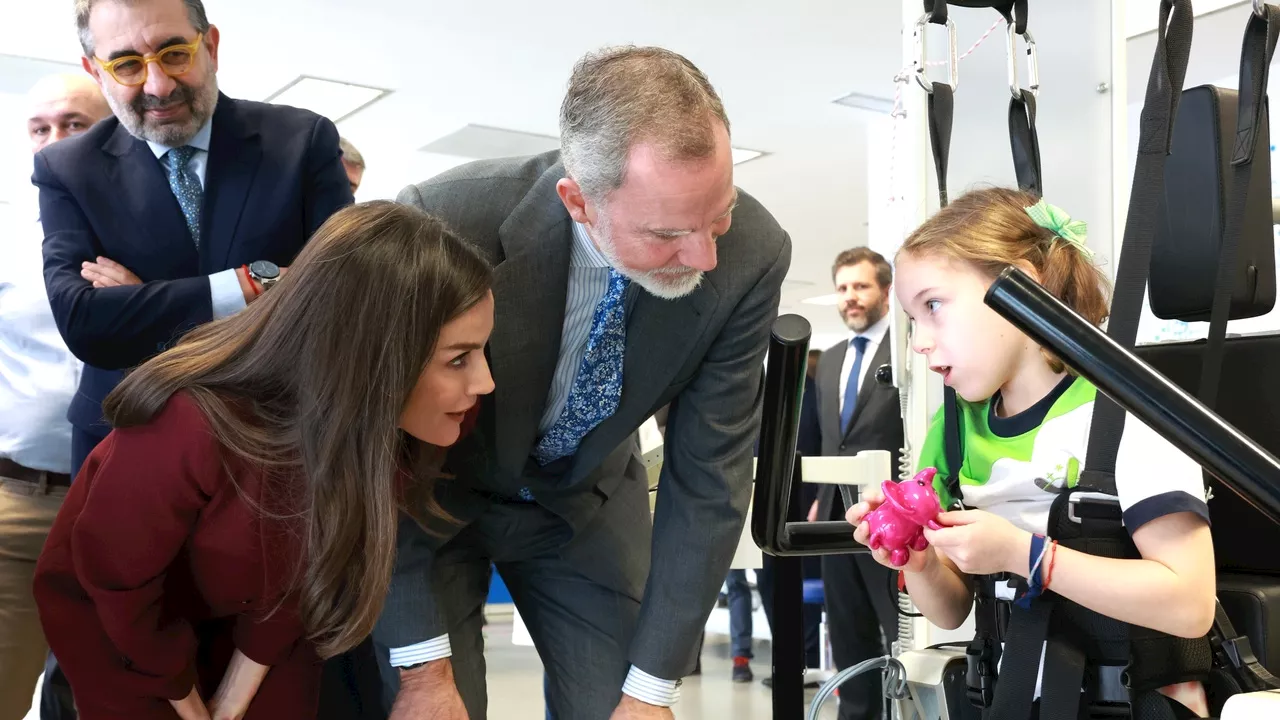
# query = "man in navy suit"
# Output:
<box><xmin>34</xmin><ymin>1</ymin><xmax>353</xmax><ymax>717</ymax></box>
<box><xmin>37</xmin><ymin>0</ymin><xmax>353</xmax><ymax>478</ymax></box>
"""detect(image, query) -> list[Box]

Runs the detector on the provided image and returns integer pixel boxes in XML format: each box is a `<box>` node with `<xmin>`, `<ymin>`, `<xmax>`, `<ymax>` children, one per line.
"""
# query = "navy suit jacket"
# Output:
<box><xmin>36</xmin><ymin>92</ymin><xmax>353</xmax><ymax>437</ymax></box>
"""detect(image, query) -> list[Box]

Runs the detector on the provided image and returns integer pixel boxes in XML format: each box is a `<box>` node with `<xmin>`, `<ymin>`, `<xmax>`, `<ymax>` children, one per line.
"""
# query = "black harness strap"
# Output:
<box><xmin>1009</xmin><ymin>92</ymin><xmax>1043</xmax><ymax>196</ymax></box>
<box><xmin>1038</xmin><ymin>618</ymin><xmax>1090</xmax><ymax>720</ymax></box>
<box><xmin>1082</xmin><ymin>0</ymin><xmax>1192</xmax><ymax>494</ymax></box>
<box><xmin>989</xmin><ymin>599</ymin><xmax>1051</xmax><ymax>720</ymax></box>
<box><xmin>1197</xmin><ymin>6</ymin><xmax>1280</xmax><ymax>411</ymax></box>
<box><xmin>924</xmin><ymin>0</ymin><xmax>1028</xmax><ymax>34</ymax></box>
<box><xmin>928</xmin><ymin>83</ymin><xmax>955</xmax><ymax>209</ymax></box>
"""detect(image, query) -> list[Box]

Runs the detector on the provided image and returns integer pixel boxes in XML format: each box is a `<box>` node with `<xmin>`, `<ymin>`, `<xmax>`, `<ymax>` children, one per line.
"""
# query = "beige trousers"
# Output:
<box><xmin>0</xmin><ymin>473</ymin><xmax>66</xmax><ymax>720</ymax></box>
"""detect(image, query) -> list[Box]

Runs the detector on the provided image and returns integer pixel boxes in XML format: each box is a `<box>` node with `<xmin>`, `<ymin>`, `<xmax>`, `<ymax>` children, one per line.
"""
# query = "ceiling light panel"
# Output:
<box><xmin>263</xmin><ymin>76</ymin><xmax>391</xmax><ymax>124</ymax></box>
<box><xmin>732</xmin><ymin>147</ymin><xmax>765</xmax><ymax>165</ymax></box>
<box><xmin>832</xmin><ymin>91</ymin><xmax>894</xmax><ymax>114</ymax></box>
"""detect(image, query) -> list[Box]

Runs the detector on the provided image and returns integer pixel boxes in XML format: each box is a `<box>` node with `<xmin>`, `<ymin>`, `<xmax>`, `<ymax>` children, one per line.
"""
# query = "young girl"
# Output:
<box><xmin>849</xmin><ymin>188</ymin><xmax>1216</xmax><ymax>718</ymax></box>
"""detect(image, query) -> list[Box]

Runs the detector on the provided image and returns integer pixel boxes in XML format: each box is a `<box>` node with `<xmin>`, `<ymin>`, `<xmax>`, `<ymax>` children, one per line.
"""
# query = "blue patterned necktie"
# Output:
<box><xmin>840</xmin><ymin>336</ymin><xmax>870</xmax><ymax>434</ymax></box>
<box><xmin>533</xmin><ymin>268</ymin><xmax>630</xmax><ymax>466</ymax></box>
<box><xmin>164</xmin><ymin>146</ymin><xmax>202</xmax><ymax>248</ymax></box>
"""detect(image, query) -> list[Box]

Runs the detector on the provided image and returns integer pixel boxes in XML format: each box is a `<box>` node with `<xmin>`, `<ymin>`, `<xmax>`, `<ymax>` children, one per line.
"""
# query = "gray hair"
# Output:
<box><xmin>559</xmin><ymin>46</ymin><xmax>730</xmax><ymax>202</ymax></box>
<box><xmin>339</xmin><ymin>137</ymin><xmax>365</xmax><ymax>169</ymax></box>
<box><xmin>75</xmin><ymin>0</ymin><xmax>210</xmax><ymax>56</ymax></box>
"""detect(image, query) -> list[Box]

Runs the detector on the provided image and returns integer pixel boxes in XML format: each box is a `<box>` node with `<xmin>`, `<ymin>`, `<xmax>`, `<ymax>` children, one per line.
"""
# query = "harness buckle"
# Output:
<box><xmin>965</xmin><ymin>637</ymin><xmax>997</xmax><ymax>708</ymax></box>
<box><xmin>1068</xmin><ymin>492</ymin><xmax>1122</xmax><ymax>524</ymax></box>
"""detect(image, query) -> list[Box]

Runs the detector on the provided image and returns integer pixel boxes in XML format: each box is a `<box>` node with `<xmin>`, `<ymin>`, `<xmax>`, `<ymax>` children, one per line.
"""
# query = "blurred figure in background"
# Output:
<box><xmin>813</xmin><ymin>248</ymin><xmax>902</xmax><ymax>720</ymax></box>
<box><xmin>0</xmin><ymin>73</ymin><xmax>110</xmax><ymax>720</ymax></box>
<box><xmin>340</xmin><ymin>137</ymin><xmax>366</xmax><ymax>195</ymax></box>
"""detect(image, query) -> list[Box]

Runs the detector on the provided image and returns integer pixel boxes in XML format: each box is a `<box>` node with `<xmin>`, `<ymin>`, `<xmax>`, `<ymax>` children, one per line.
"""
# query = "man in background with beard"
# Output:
<box><xmin>810</xmin><ymin>247</ymin><xmax>903</xmax><ymax>720</ymax></box>
<box><xmin>34</xmin><ymin>0</ymin><xmax>353</xmax><ymax>717</ymax></box>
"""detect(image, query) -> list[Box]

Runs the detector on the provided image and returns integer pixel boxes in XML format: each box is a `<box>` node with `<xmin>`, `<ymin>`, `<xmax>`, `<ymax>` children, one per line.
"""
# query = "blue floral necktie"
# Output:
<box><xmin>164</xmin><ymin>146</ymin><xmax>202</xmax><ymax>248</ymax></box>
<box><xmin>534</xmin><ymin>268</ymin><xmax>630</xmax><ymax>465</ymax></box>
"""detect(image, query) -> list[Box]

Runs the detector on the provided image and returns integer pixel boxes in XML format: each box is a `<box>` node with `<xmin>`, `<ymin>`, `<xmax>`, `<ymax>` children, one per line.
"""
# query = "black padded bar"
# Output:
<box><xmin>752</xmin><ymin>315</ymin><xmax>865</xmax><ymax>556</ymax></box>
<box><xmin>985</xmin><ymin>267</ymin><xmax>1280</xmax><ymax>523</ymax></box>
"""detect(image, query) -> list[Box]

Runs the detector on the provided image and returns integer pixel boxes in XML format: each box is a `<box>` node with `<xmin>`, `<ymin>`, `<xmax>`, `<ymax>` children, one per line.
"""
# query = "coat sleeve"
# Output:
<box><xmin>233</xmin><ymin>596</ymin><xmax>307</xmax><ymax>666</ymax></box>
<box><xmin>36</xmin><ymin>153</ymin><xmax>215</xmax><ymax>370</ymax></box>
<box><xmin>302</xmin><ymin>115</ymin><xmax>355</xmax><ymax>237</ymax></box>
<box><xmin>628</xmin><ymin>232</ymin><xmax>792</xmax><ymax>679</ymax></box>
<box><xmin>69</xmin><ymin>395</ymin><xmax>224</xmax><ymax>700</ymax></box>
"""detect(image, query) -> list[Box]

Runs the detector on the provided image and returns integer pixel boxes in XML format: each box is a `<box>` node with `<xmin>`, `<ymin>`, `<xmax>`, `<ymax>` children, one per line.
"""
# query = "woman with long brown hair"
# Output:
<box><xmin>33</xmin><ymin>201</ymin><xmax>495</xmax><ymax>720</ymax></box>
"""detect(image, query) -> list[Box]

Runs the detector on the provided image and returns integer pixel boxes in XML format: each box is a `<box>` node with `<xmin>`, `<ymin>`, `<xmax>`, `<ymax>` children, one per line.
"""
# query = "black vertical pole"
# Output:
<box><xmin>771</xmin><ymin>452</ymin><xmax>806</xmax><ymax>720</ymax></box>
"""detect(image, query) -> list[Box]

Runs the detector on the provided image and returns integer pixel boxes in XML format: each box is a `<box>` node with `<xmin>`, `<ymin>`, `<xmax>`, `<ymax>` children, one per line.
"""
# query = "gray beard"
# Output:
<box><xmin>109</xmin><ymin>73</ymin><xmax>218</xmax><ymax>146</ymax></box>
<box><xmin>591</xmin><ymin>215</ymin><xmax>703</xmax><ymax>300</ymax></box>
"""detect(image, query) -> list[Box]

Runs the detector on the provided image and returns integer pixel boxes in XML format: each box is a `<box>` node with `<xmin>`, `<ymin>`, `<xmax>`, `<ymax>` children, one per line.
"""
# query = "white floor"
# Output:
<box><xmin>487</xmin><ymin>618</ymin><xmax>839</xmax><ymax>720</ymax></box>
<box><xmin>18</xmin><ymin>619</ymin><xmax>837</xmax><ymax>720</ymax></box>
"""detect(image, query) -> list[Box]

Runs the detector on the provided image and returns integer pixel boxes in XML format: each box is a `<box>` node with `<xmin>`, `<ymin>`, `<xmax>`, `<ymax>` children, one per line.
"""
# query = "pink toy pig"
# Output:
<box><xmin>865</xmin><ymin>467</ymin><xmax>944</xmax><ymax>566</ymax></box>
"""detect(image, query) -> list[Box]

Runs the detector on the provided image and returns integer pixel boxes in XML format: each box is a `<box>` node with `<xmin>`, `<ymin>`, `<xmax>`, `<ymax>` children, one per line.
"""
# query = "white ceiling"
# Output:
<box><xmin>0</xmin><ymin>1</ymin><xmax>1264</xmax><ymax>339</ymax></box>
<box><xmin>1</xmin><ymin>0</ymin><xmax>908</xmax><ymax>337</ymax></box>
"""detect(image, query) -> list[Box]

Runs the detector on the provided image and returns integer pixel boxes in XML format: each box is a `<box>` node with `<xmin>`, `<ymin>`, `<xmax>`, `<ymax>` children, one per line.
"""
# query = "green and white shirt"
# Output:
<box><xmin>917</xmin><ymin>375</ymin><xmax>1210</xmax><ymax>537</ymax></box>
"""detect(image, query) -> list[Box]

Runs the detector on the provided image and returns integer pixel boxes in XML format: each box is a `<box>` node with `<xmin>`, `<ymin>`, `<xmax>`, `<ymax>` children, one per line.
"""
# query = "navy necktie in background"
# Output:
<box><xmin>840</xmin><ymin>336</ymin><xmax>869</xmax><ymax>434</ymax></box>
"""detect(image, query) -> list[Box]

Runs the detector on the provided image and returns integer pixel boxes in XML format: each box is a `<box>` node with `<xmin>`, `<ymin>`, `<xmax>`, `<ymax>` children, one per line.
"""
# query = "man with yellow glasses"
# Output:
<box><xmin>32</xmin><ymin>0</ymin><xmax>355</xmax><ymax>716</ymax></box>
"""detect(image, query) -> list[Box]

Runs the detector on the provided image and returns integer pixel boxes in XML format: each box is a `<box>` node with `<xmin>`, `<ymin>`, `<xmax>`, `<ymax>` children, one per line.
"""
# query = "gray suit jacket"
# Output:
<box><xmin>813</xmin><ymin>337</ymin><xmax>904</xmax><ymax>521</ymax></box>
<box><xmin>378</xmin><ymin>151</ymin><xmax>791</xmax><ymax>678</ymax></box>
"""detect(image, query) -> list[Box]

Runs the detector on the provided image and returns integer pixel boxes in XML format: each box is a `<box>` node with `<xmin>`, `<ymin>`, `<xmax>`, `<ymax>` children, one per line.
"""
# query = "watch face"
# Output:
<box><xmin>250</xmin><ymin>260</ymin><xmax>280</xmax><ymax>280</ymax></box>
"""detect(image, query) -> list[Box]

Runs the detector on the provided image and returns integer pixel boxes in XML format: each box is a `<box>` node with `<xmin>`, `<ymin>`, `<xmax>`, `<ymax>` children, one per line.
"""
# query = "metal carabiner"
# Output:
<box><xmin>1006</xmin><ymin>26</ymin><xmax>1039</xmax><ymax>100</ymax></box>
<box><xmin>1255</xmin><ymin>0</ymin><xmax>1269</xmax><ymax>18</ymax></box>
<box><xmin>913</xmin><ymin>14</ymin><xmax>959</xmax><ymax>94</ymax></box>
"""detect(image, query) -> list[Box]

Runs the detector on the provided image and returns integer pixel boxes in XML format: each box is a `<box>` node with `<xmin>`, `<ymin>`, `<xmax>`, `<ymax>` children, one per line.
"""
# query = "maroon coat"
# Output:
<box><xmin>34</xmin><ymin>393</ymin><xmax>320</xmax><ymax>719</ymax></box>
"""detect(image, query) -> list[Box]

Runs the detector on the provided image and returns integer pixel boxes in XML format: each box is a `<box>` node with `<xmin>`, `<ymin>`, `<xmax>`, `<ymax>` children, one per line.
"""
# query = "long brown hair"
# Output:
<box><xmin>103</xmin><ymin>201</ymin><xmax>492</xmax><ymax>658</ymax></box>
<box><xmin>898</xmin><ymin>187</ymin><xmax>1111</xmax><ymax>373</ymax></box>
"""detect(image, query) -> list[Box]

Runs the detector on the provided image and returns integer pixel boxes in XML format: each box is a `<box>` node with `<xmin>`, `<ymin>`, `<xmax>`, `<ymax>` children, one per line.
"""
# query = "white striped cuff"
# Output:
<box><xmin>388</xmin><ymin>634</ymin><xmax>452</xmax><ymax>667</ymax></box>
<box><xmin>208</xmin><ymin>269</ymin><xmax>247</xmax><ymax>320</ymax></box>
<box><xmin>622</xmin><ymin>665</ymin><xmax>681</xmax><ymax>707</ymax></box>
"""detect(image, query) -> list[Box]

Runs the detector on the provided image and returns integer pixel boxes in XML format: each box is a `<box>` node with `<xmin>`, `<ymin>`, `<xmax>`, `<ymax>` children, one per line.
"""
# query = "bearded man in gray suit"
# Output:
<box><xmin>376</xmin><ymin>46</ymin><xmax>792</xmax><ymax>720</ymax></box>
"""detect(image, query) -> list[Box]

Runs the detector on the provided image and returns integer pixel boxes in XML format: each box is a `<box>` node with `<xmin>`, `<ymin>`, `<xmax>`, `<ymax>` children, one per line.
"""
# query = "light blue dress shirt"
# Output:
<box><xmin>0</xmin><ymin>202</ymin><xmax>81</xmax><ymax>474</ymax></box>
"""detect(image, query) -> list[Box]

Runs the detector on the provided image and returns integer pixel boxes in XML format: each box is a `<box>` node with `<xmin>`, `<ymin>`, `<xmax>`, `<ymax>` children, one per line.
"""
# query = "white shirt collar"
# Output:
<box><xmin>851</xmin><ymin>313</ymin><xmax>891</xmax><ymax>348</ymax></box>
<box><xmin>146</xmin><ymin>114</ymin><xmax>214</xmax><ymax>160</ymax></box>
<box><xmin>570</xmin><ymin>222</ymin><xmax>611</xmax><ymax>268</ymax></box>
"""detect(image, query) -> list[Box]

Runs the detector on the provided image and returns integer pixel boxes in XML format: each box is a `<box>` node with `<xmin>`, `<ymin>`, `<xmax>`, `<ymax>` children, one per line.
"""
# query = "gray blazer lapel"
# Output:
<box><xmin>488</xmin><ymin>167</ymin><xmax>573</xmax><ymax>475</ymax></box>
<box><xmin>843</xmin><ymin>337</ymin><xmax>892</xmax><ymax>440</ymax></box>
<box><xmin>568</xmin><ymin>283</ymin><xmax>718</xmax><ymax>481</ymax></box>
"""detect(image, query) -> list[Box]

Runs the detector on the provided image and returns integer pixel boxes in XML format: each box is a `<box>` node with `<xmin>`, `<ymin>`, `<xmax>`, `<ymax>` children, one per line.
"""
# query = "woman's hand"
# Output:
<box><xmin>846</xmin><ymin>484</ymin><xmax>938</xmax><ymax>574</ymax></box>
<box><xmin>168</xmin><ymin>686</ymin><xmax>211</xmax><ymax>720</ymax></box>
<box><xmin>206</xmin><ymin>650</ymin><xmax>270</xmax><ymax>720</ymax></box>
<box><xmin>923</xmin><ymin>510</ymin><xmax>1033</xmax><ymax>577</ymax></box>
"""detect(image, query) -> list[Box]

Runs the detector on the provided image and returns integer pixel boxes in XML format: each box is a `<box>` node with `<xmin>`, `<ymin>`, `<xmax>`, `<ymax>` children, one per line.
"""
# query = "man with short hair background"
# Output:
<box><xmin>812</xmin><ymin>247</ymin><xmax>903</xmax><ymax>720</ymax></box>
<box><xmin>0</xmin><ymin>73</ymin><xmax>110</xmax><ymax>720</ymax></box>
<box><xmin>340</xmin><ymin>136</ymin><xmax>366</xmax><ymax>194</ymax></box>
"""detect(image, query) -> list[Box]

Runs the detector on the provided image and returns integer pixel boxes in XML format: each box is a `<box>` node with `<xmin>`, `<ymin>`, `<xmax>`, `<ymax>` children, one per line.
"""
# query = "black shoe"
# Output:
<box><xmin>761</xmin><ymin>675</ymin><xmax>818</xmax><ymax>689</ymax></box>
<box><xmin>732</xmin><ymin>658</ymin><xmax>753</xmax><ymax>683</ymax></box>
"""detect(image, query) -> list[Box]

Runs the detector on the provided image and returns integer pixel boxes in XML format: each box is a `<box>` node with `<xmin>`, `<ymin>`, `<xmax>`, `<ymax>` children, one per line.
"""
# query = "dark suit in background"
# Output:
<box><xmin>36</xmin><ymin>92</ymin><xmax>352</xmax><ymax>475</ymax></box>
<box><xmin>814</xmin><ymin>330</ymin><xmax>903</xmax><ymax>720</ymax></box>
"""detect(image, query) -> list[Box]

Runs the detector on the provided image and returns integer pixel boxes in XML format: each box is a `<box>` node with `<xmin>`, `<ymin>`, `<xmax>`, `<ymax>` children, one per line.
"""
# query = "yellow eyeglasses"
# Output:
<box><xmin>94</xmin><ymin>34</ymin><xmax>203</xmax><ymax>87</ymax></box>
